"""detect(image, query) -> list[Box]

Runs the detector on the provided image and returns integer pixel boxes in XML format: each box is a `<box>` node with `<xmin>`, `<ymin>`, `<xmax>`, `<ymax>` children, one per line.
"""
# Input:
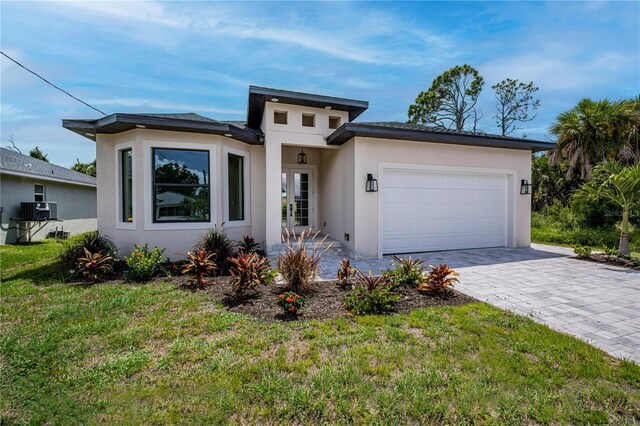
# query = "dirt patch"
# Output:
<box><xmin>169</xmin><ymin>275</ymin><xmax>477</xmax><ymax>321</ymax></box>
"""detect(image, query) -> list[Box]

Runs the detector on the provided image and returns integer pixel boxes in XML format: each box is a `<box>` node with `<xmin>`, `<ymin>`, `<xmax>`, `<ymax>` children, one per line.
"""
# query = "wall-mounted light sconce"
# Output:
<box><xmin>520</xmin><ymin>179</ymin><xmax>532</xmax><ymax>195</ymax></box>
<box><xmin>297</xmin><ymin>147</ymin><xmax>307</xmax><ymax>164</ymax></box>
<box><xmin>366</xmin><ymin>173</ymin><xmax>378</xmax><ymax>192</ymax></box>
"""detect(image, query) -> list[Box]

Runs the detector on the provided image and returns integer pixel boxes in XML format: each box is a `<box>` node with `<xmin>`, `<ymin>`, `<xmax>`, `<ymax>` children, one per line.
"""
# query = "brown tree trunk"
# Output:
<box><xmin>618</xmin><ymin>232</ymin><xmax>630</xmax><ymax>257</ymax></box>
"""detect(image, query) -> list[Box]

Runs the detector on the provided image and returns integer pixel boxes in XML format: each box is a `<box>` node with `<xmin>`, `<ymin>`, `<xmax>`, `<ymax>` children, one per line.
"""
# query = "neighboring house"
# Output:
<box><xmin>63</xmin><ymin>86</ymin><xmax>555</xmax><ymax>259</ymax></box>
<box><xmin>0</xmin><ymin>147</ymin><xmax>97</xmax><ymax>244</ymax></box>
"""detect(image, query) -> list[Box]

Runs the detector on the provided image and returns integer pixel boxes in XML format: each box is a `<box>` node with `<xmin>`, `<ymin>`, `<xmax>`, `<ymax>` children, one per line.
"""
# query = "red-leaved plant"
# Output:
<box><xmin>182</xmin><ymin>249</ymin><xmax>217</xmax><ymax>288</ymax></box>
<box><xmin>418</xmin><ymin>264</ymin><xmax>459</xmax><ymax>295</ymax></box>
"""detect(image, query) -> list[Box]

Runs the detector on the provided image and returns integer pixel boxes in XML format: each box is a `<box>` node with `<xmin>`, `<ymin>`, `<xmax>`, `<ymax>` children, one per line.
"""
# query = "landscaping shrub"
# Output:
<box><xmin>58</xmin><ymin>230</ymin><xmax>117</xmax><ymax>274</ymax></box>
<box><xmin>383</xmin><ymin>255</ymin><xmax>425</xmax><ymax>288</ymax></box>
<box><xmin>182</xmin><ymin>249</ymin><xmax>217</xmax><ymax>288</ymax></box>
<box><xmin>124</xmin><ymin>244</ymin><xmax>165</xmax><ymax>282</ymax></box>
<box><xmin>418</xmin><ymin>264</ymin><xmax>459</xmax><ymax>295</ymax></box>
<box><xmin>276</xmin><ymin>291</ymin><xmax>306</xmax><ymax>317</ymax></box>
<box><xmin>573</xmin><ymin>246</ymin><xmax>592</xmax><ymax>259</ymax></box>
<box><xmin>344</xmin><ymin>273</ymin><xmax>399</xmax><ymax>315</ymax></box>
<box><xmin>228</xmin><ymin>252</ymin><xmax>276</xmax><ymax>298</ymax></box>
<box><xmin>336</xmin><ymin>259</ymin><xmax>357</xmax><ymax>289</ymax></box>
<box><xmin>237</xmin><ymin>236</ymin><xmax>261</xmax><ymax>254</ymax></box>
<box><xmin>277</xmin><ymin>229</ymin><xmax>329</xmax><ymax>293</ymax></box>
<box><xmin>196</xmin><ymin>226</ymin><xmax>236</xmax><ymax>274</ymax></box>
<box><xmin>77</xmin><ymin>248</ymin><xmax>113</xmax><ymax>283</ymax></box>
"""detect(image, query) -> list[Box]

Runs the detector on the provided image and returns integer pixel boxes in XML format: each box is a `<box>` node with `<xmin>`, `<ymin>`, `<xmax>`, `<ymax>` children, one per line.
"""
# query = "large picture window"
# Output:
<box><xmin>153</xmin><ymin>148</ymin><xmax>210</xmax><ymax>222</ymax></box>
<box><xmin>121</xmin><ymin>149</ymin><xmax>133</xmax><ymax>222</ymax></box>
<box><xmin>228</xmin><ymin>154</ymin><xmax>244</xmax><ymax>221</ymax></box>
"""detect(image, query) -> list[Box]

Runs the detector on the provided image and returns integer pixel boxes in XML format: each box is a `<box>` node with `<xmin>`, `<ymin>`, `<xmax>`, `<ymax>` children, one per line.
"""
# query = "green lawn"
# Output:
<box><xmin>1</xmin><ymin>241</ymin><xmax>639</xmax><ymax>424</ymax></box>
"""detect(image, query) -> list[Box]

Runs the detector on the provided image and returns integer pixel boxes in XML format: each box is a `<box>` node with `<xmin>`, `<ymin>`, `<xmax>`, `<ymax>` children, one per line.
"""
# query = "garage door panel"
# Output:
<box><xmin>384</xmin><ymin>188</ymin><xmax>413</xmax><ymax>204</ymax></box>
<box><xmin>383</xmin><ymin>169</ymin><xmax>508</xmax><ymax>255</ymax></box>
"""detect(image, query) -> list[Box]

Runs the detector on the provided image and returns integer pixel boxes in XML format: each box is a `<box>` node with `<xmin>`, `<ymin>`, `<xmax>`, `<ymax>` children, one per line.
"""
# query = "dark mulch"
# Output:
<box><xmin>185</xmin><ymin>276</ymin><xmax>477</xmax><ymax>321</ymax></box>
<box><xmin>576</xmin><ymin>253</ymin><xmax>640</xmax><ymax>270</ymax></box>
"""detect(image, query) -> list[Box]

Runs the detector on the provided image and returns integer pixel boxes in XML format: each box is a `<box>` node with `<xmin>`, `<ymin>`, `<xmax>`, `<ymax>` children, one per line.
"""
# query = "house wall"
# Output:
<box><xmin>351</xmin><ymin>137</ymin><xmax>532</xmax><ymax>258</ymax></box>
<box><xmin>318</xmin><ymin>140</ymin><xmax>356</xmax><ymax>255</ymax></box>
<box><xmin>0</xmin><ymin>173</ymin><xmax>96</xmax><ymax>244</ymax></box>
<box><xmin>96</xmin><ymin>129</ymin><xmax>266</xmax><ymax>258</ymax></box>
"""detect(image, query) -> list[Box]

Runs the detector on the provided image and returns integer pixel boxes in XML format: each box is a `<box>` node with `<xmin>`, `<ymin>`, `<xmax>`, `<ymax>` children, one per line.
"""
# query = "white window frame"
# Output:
<box><xmin>143</xmin><ymin>140</ymin><xmax>217</xmax><ymax>231</ymax></box>
<box><xmin>222</xmin><ymin>146</ymin><xmax>250</xmax><ymax>227</ymax></box>
<box><xmin>34</xmin><ymin>183</ymin><xmax>46</xmax><ymax>202</ymax></box>
<box><xmin>115</xmin><ymin>141</ymin><xmax>136</xmax><ymax>230</ymax></box>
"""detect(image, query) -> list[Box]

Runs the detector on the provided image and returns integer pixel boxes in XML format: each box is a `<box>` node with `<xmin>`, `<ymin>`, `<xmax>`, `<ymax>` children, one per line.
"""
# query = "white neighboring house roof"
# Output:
<box><xmin>0</xmin><ymin>147</ymin><xmax>96</xmax><ymax>187</ymax></box>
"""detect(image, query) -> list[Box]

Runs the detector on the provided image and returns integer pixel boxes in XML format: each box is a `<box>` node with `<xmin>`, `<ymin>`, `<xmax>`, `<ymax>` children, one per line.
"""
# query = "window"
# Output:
<box><xmin>228</xmin><ymin>154</ymin><xmax>244</xmax><ymax>221</ymax></box>
<box><xmin>274</xmin><ymin>110</ymin><xmax>288</xmax><ymax>125</ymax></box>
<box><xmin>152</xmin><ymin>148</ymin><xmax>210</xmax><ymax>222</ymax></box>
<box><xmin>34</xmin><ymin>184</ymin><xmax>45</xmax><ymax>202</ymax></box>
<box><xmin>329</xmin><ymin>116</ymin><xmax>341</xmax><ymax>129</ymax></box>
<box><xmin>121</xmin><ymin>149</ymin><xmax>133</xmax><ymax>222</ymax></box>
<box><xmin>302</xmin><ymin>113</ymin><xmax>315</xmax><ymax>127</ymax></box>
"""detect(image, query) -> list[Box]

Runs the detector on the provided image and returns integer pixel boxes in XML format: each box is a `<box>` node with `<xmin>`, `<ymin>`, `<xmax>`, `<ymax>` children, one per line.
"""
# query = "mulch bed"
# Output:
<box><xmin>578</xmin><ymin>253</ymin><xmax>640</xmax><ymax>270</ymax></box>
<box><xmin>170</xmin><ymin>275</ymin><xmax>477</xmax><ymax>321</ymax></box>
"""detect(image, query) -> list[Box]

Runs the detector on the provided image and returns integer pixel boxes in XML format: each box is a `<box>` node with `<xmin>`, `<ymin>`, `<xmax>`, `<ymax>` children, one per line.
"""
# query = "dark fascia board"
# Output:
<box><xmin>62</xmin><ymin>114</ymin><xmax>263</xmax><ymax>145</ymax></box>
<box><xmin>247</xmin><ymin>85</ymin><xmax>369</xmax><ymax>129</ymax></box>
<box><xmin>326</xmin><ymin>123</ymin><xmax>556</xmax><ymax>152</ymax></box>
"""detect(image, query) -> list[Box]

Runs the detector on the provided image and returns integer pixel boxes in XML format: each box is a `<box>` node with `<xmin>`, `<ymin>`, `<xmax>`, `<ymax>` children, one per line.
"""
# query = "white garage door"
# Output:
<box><xmin>382</xmin><ymin>169</ymin><xmax>508</xmax><ymax>254</ymax></box>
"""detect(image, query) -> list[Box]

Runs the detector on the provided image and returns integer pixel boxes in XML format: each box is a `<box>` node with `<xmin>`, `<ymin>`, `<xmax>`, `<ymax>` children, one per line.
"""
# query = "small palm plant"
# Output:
<box><xmin>182</xmin><ymin>249</ymin><xmax>217</xmax><ymax>288</ymax></box>
<box><xmin>573</xmin><ymin>162</ymin><xmax>640</xmax><ymax>256</ymax></box>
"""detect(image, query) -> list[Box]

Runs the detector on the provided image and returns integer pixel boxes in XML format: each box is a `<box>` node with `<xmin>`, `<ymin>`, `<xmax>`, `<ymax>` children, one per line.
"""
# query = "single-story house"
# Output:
<box><xmin>0</xmin><ymin>147</ymin><xmax>97</xmax><ymax>244</ymax></box>
<box><xmin>62</xmin><ymin>86</ymin><xmax>555</xmax><ymax>259</ymax></box>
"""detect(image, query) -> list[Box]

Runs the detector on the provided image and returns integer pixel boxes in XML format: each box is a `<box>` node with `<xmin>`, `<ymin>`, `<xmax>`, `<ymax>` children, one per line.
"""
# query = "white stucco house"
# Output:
<box><xmin>0</xmin><ymin>147</ymin><xmax>97</xmax><ymax>244</ymax></box>
<box><xmin>62</xmin><ymin>86</ymin><xmax>554</xmax><ymax>259</ymax></box>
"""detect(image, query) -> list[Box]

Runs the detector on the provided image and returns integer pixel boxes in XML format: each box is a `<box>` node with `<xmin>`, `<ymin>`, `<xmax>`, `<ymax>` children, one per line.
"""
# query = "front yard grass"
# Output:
<box><xmin>1</xmin><ymin>242</ymin><xmax>639</xmax><ymax>424</ymax></box>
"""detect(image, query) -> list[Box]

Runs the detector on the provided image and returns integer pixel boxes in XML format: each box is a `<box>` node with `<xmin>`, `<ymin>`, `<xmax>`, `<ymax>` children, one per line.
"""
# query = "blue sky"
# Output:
<box><xmin>1</xmin><ymin>1</ymin><xmax>638</xmax><ymax>166</ymax></box>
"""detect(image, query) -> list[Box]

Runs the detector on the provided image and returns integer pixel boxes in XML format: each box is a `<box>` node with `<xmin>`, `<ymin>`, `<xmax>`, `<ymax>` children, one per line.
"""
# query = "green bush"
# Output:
<box><xmin>58</xmin><ymin>231</ymin><xmax>117</xmax><ymax>274</ymax></box>
<box><xmin>196</xmin><ymin>226</ymin><xmax>236</xmax><ymax>274</ymax></box>
<box><xmin>382</xmin><ymin>256</ymin><xmax>425</xmax><ymax>289</ymax></box>
<box><xmin>124</xmin><ymin>244</ymin><xmax>165</xmax><ymax>282</ymax></box>
<box><xmin>573</xmin><ymin>246</ymin><xmax>592</xmax><ymax>259</ymax></box>
<box><xmin>345</xmin><ymin>273</ymin><xmax>399</xmax><ymax>315</ymax></box>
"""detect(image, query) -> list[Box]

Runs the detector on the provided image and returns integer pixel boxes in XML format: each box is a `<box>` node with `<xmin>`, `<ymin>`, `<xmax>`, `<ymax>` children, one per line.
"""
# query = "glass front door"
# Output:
<box><xmin>281</xmin><ymin>168</ymin><xmax>313</xmax><ymax>232</ymax></box>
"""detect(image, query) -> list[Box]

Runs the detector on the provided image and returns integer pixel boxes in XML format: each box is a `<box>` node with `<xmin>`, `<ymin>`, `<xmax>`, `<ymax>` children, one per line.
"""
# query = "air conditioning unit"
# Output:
<box><xmin>20</xmin><ymin>202</ymin><xmax>58</xmax><ymax>221</ymax></box>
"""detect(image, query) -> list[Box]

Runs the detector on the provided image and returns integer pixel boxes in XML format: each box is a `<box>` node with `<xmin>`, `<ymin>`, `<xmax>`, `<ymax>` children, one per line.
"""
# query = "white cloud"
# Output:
<box><xmin>0</xmin><ymin>103</ymin><xmax>38</xmax><ymax>121</ymax></box>
<box><xmin>87</xmin><ymin>97</ymin><xmax>245</xmax><ymax>116</ymax></box>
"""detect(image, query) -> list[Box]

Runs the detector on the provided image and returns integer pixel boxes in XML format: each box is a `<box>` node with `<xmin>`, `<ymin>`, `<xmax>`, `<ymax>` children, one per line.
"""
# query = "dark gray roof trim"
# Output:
<box><xmin>0</xmin><ymin>147</ymin><xmax>96</xmax><ymax>186</ymax></box>
<box><xmin>326</xmin><ymin>122</ymin><xmax>556</xmax><ymax>152</ymax></box>
<box><xmin>63</xmin><ymin>113</ymin><xmax>263</xmax><ymax>145</ymax></box>
<box><xmin>247</xmin><ymin>85</ymin><xmax>368</xmax><ymax>129</ymax></box>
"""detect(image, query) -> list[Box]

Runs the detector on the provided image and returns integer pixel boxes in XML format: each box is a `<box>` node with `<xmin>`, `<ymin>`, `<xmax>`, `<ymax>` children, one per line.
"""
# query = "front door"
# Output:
<box><xmin>281</xmin><ymin>167</ymin><xmax>314</xmax><ymax>232</ymax></box>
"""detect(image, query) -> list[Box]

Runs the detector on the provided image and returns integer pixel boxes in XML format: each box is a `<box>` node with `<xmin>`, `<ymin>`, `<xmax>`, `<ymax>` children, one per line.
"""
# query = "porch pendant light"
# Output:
<box><xmin>297</xmin><ymin>147</ymin><xmax>307</xmax><ymax>164</ymax></box>
<box><xmin>366</xmin><ymin>173</ymin><xmax>378</xmax><ymax>192</ymax></box>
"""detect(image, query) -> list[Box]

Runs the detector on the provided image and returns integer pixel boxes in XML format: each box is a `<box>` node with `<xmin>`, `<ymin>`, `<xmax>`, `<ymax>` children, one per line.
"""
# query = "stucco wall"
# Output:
<box><xmin>0</xmin><ymin>173</ymin><xmax>96</xmax><ymax>244</ymax></box>
<box><xmin>318</xmin><ymin>140</ymin><xmax>356</xmax><ymax>254</ymax></box>
<box><xmin>352</xmin><ymin>137</ymin><xmax>532</xmax><ymax>259</ymax></box>
<box><xmin>96</xmin><ymin>129</ymin><xmax>265</xmax><ymax>258</ymax></box>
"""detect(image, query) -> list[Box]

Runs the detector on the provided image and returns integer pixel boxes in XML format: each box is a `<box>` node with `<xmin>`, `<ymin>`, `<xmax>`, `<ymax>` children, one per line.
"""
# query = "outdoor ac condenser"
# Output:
<box><xmin>20</xmin><ymin>202</ymin><xmax>58</xmax><ymax>221</ymax></box>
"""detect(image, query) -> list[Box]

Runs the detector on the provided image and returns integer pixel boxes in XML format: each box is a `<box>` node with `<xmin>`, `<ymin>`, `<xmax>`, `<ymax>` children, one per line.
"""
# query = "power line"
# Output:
<box><xmin>1</xmin><ymin>51</ymin><xmax>108</xmax><ymax>116</ymax></box>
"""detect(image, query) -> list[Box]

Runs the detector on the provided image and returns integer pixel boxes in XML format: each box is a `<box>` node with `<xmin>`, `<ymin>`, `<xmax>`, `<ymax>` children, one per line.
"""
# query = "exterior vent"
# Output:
<box><xmin>20</xmin><ymin>202</ymin><xmax>58</xmax><ymax>221</ymax></box>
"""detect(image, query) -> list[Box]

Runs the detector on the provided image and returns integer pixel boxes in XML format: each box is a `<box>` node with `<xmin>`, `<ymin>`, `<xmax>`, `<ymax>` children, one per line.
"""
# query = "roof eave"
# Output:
<box><xmin>62</xmin><ymin>115</ymin><xmax>264</xmax><ymax>145</ymax></box>
<box><xmin>326</xmin><ymin>124</ymin><xmax>556</xmax><ymax>152</ymax></box>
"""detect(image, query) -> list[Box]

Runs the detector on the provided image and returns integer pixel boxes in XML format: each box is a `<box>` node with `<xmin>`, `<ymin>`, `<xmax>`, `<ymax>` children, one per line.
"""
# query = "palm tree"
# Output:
<box><xmin>573</xmin><ymin>162</ymin><xmax>640</xmax><ymax>256</ymax></box>
<box><xmin>549</xmin><ymin>98</ymin><xmax>636</xmax><ymax>179</ymax></box>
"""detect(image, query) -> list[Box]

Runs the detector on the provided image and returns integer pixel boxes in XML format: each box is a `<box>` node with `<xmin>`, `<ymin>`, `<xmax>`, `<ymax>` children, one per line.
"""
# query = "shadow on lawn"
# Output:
<box><xmin>2</xmin><ymin>262</ymin><xmax>67</xmax><ymax>285</ymax></box>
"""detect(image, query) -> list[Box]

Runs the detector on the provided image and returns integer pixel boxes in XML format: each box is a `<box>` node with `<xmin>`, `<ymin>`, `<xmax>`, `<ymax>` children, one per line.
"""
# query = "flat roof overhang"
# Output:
<box><xmin>326</xmin><ymin>123</ymin><xmax>556</xmax><ymax>152</ymax></box>
<box><xmin>62</xmin><ymin>113</ymin><xmax>263</xmax><ymax>145</ymax></box>
<box><xmin>247</xmin><ymin>86</ymin><xmax>369</xmax><ymax>129</ymax></box>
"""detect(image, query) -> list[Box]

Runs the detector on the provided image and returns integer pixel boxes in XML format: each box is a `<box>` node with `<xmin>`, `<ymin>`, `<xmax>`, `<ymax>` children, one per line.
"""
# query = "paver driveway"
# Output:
<box><xmin>318</xmin><ymin>244</ymin><xmax>640</xmax><ymax>362</ymax></box>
